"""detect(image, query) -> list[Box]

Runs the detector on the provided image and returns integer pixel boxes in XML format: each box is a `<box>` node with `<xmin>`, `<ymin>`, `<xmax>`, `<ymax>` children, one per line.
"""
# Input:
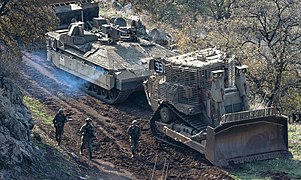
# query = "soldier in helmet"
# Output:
<box><xmin>127</xmin><ymin>120</ymin><xmax>141</xmax><ymax>158</ymax></box>
<box><xmin>79</xmin><ymin>117</ymin><xmax>95</xmax><ymax>159</ymax></box>
<box><xmin>53</xmin><ymin>108</ymin><xmax>68</xmax><ymax>146</ymax></box>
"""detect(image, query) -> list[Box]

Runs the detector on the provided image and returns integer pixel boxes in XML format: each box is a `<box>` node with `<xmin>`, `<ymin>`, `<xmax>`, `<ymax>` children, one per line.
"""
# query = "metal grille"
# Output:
<box><xmin>153</xmin><ymin>82</ymin><xmax>159</xmax><ymax>100</ymax></box>
<box><xmin>178</xmin><ymin>85</ymin><xmax>199</xmax><ymax>104</ymax></box>
<box><xmin>199</xmin><ymin>69</ymin><xmax>210</xmax><ymax>87</ymax></box>
<box><xmin>220</xmin><ymin>108</ymin><xmax>277</xmax><ymax>124</ymax></box>
<box><xmin>165</xmin><ymin>65</ymin><xmax>198</xmax><ymax>86</ymax></box>
<box><xmin>164</xmin><ymin>64</ymin><xmax>200</xmax><ymax>105</ymax></box>
<box><xmin>157</xmin><ymin>83</ymin><xmax>178</xmax><ymax>102</ymax></box>
<box><xmin>198</xmin><ymin>63</ymin><xmax>224</xmax><ymax>88</ymax></box>
<box><xmin>227</xmin><ymin>58</ymin><xmax>236</xmax><ymax>87</ymax></box>
<box><xmin>163</xmin><ymin>62</ymin><xmax>225</xmax><ymax>105</ymax></box>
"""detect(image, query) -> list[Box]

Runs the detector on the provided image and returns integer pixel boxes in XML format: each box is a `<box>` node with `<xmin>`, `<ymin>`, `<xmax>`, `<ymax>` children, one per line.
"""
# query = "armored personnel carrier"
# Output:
<box><xmin>46</xmin><ymin>18</ymin><xmax>176</xmax><ymax>104</ymax></box>
<box><xmin>144</xmin><ymin>48</ymin><xmax>292</xmax><ymax>166</ymax></box>
<box><xmin>47</xmin><ymin>0</ymin><xmax>99</xmax><ymax>29</ymax></box>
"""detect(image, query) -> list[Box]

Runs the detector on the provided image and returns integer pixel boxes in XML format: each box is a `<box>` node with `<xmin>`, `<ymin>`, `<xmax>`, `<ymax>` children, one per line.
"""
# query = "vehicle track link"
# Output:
<box><xmin>150</xmin><ymin>103</ymin><xmax>208</xmax><ymax>149</ymax></box>
<box><xmin>82</xmin><ymin>82</ymin><xmax>132</xmax><ymax>104</ymax></box>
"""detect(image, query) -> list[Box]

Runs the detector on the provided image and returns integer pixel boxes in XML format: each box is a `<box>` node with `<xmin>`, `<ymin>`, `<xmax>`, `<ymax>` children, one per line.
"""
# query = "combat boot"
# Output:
<box><xmin>89</xmin><ymin>152</ymin><xmax>93</xmax><ymax>160</ymax></box>
<box><xmin>131</xmin><ymin>151</ymin><xmax>135</xmax><ymax>158</ymax></box>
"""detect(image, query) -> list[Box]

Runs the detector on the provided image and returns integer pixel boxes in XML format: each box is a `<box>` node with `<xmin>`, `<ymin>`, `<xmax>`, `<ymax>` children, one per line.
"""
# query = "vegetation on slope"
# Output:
<box><xmin>0</xmin><ymin>0</ymin><xmax>58</xmax><ymax>76</ymax></box>
<box><xmin>23</xmin><ymin>96</ymin><xmax>105</xmax><ymax>179</ymax></box>
<box><xmin>124</xmin><ymin>0</ymin><xmax>301</xmax><ymax>115</ymax></box>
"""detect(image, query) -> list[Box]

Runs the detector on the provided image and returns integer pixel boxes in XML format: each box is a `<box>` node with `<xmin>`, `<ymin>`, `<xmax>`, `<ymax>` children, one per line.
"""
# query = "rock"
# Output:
<box><xmin>69</xmin><ymin>152</ymin><xmax>79</xmax><ymax>159</ymax></box>
<box><xmin>32</xmin><ymin>132</ymin><xmax>42</xmax><ymax>142</ymax></box>
<box><xmin>149</xmin><ymin>28</ymin><xmax>173</xmax><ymax>46</ymax></box>
<box><xmin>79</xmin><ymin>175</ymin><xmax>87</xmax><ymax>180</ymax></box>
<box><xmin>0</xmin><ymin>170</ymin><xmax>16</xmax><ymax>180</ymax></box>
<box><xmin>0</xmin><ymin>75</ymin><xmax>35</xmax><ymax>177</ymax></box>
<box><xmin>111</xmin><ymin>0</ymin><xmax>122</xmax><ymax>11</ymax></box>
<box><xmin>114</xmin><ymin>17</ymin><xmax>127</xmax><ymax>27</ymax></box>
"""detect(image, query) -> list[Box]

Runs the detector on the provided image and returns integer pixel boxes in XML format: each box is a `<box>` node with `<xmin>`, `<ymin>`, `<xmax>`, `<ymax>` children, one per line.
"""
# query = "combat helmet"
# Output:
<box><xmin>58</xmin><ymin>108</ymin><xmax>64</xmax><ymax>114</ymax></box>
<box><xmin>85</xmin><ymin>117</ymin><xmax>92</xmax><ymax>122</ymax></box>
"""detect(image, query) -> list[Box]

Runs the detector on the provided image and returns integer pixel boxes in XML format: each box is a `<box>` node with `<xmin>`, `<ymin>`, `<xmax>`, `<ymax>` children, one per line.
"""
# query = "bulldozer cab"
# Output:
<box><xmin>144</xmin><ymin>48</ymin><xmax>292</xmax><ymax>166</ymax></box>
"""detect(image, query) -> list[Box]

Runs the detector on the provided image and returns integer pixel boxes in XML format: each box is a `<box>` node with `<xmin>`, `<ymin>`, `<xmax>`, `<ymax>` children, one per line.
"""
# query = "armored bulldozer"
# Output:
<box><xmin>48</xmin><ymin>0</ymin><xmax>99</xmax><ymax>29</ymax></box>
<box><xmin>144</xmin><ymin>48</ymin><xmax>292</xmax><ymax>166</ymax></box>
<box><xmin>46</xmin><ymin>19</ymin><xmax>176</xmax><ymax>104</ymax></box>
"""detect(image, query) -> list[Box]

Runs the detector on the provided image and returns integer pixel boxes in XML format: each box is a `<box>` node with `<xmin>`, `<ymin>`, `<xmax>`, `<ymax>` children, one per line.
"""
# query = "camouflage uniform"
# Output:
<box><xmin>53</xmin><ymin>109</ymin><xmax>67</xmax><ymax>146</ymax></box>
<box><xmin>80</xmin><ymin>118</ymin><xmax>95</xmax><ymax>159</ymax></box>
<box><xmin>127</xmin><ymin>120</ymin><xmax>141</xmax><ymax>158</ymax></box>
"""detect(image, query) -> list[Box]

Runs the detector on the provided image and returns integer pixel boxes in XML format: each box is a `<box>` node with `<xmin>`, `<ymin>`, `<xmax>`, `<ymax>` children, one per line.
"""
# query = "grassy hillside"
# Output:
<box><xmin>229</xmin><ymin>124</ymin><xmax>301</xmax><ymax>180</ymax></box>
<box><xmin>23</xmin><ymin>96</ymin><xmax>108</xmax><ymax>179</ymax></box>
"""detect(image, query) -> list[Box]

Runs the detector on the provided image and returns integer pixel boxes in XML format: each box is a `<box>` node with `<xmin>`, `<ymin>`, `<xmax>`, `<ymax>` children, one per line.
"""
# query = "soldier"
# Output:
<box><xmin>53</xmin><ymin>108</ymin><xmax>68</xmax><ymax>146</ymax></box>
<box><xmin>297</xmin><ymin>112</ymin><xmax>301</xmax><ymax>123</ymax></box>
<box><xmin>79</xmin><ymin>117</ymin><xmax>95</xmax><ymax>160</ymax></box>
<box><xmin>127</xmin><ymin>120</ymin><xmax>141</xmax><ymax>158</ymax></box>
<box><xmin>292</xmin><ymin>112</ymin><xmax>297</xmax><ymax>123</ymax></box>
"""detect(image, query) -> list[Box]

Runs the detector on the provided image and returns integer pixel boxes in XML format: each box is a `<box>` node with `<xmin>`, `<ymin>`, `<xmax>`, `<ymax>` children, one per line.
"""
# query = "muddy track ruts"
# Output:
<box><xmin>17</xmin><ymin>51</ymin><xmax>233</xmax><ymax>179</ymax></box>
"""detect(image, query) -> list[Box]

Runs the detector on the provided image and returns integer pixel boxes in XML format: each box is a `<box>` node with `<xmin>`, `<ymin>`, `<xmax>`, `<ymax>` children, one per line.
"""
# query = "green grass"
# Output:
<box><xmin>230</xmin><ymin>158</ymin><xmax>301</xmax><ymax>180</ymax></box>
<box><xmin>229</xmin><ymin>124</ymin><xmax>301</xmax><ymax>180</ymax></box>
<box><xmin>23</xmin><ymin>96</ymin><xmax>53</xmax><ymax>125</ymax></box>
<box><xmin>24</xmin><ymin>96</ymin><xmax>78</xmax><ymax>178</ymax></box>
<box><xmin>24</xmin><ymin>96</ymin><xmax>56</xmax><ymax>147</ymax></box>
<box><xmin>99</xmin><ymin>9</ymin><xmax>132</xmax><ymax>21</ymax></box>
<box><xmin>288</xmin><ymin>124</ymin><xmax>301</xmax><ymax>159</ymax></box>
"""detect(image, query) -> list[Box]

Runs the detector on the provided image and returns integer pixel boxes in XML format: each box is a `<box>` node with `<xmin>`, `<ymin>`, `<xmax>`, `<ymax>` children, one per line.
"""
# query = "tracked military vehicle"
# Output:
<box><xmin>46</xmin><ymin>18</ymin><xmax>176</xmax><ymax>104</ymax></box>
<box><xmin>144</xmin><ymin>48</ymin><xmax>292</xmax><ymax>166</ymax></box>
<box><xmin>48</xmin><ymin>0</ymin><xmax>99</xmax><ymax>29</ymax></box>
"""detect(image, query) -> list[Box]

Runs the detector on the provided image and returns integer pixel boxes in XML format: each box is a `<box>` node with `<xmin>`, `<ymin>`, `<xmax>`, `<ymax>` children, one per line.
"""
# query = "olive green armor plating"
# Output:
<box><xmin>144</xmin><ymin>48</ymin><xmax>292</xmax><ymax>166</ymax></box>
<box><xmin>48</xmin><ymin>0</ymin><xmax>100</xmax><ymax>29</ymax></box>
<box><xmin>46</xmin><ymin>19</ymin><xmax>175</xmax><ymax>104</ymax></box>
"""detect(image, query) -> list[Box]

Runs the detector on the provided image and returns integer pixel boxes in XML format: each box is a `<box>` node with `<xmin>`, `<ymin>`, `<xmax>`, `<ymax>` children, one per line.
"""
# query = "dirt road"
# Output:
<box><xmin>18</xmin><ymin>50</ymin><xmax>233</xmax><ymax>179</ymax></box>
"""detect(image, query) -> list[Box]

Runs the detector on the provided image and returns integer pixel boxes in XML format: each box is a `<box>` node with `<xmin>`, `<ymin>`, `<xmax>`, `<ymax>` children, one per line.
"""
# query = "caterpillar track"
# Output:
<box><xmin>144</xmin><ymin>48</ymin><xmax>292</xmax><ymax>166</ymax></box>
<box><xmin>84</xmin><ymin>83</ymin><xmax>132</xmax><ymax>104</ymax></box>
<box><xmin>149</xmin><ymin>104</ymin><xmax>196</xmax><ymax>149</ymax></box>
<box><xmin>46</xmin><ymin>16</ymin><xmax>176</xmax><ymax>104</ymax></box>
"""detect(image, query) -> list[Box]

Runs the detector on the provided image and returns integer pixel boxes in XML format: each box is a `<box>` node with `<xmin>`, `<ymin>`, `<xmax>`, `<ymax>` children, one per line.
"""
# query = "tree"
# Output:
<box><xmin>204</xmin><ymin>0</ymin><xmax>236</xmax><ymax>20</ymax></box>
<box><xmin>171</xmin><ymin>0</ymin><xmax>301</xmax><ymax>112</ymax></box>
<box><xmin>0</xmin><ymin>0</ymin><xmax>58</xmax><ymax>76</ymax></box>
<box><xmin>238</xmin><ymin>0</ymin><xmax>301</xmax><ymax>111</ymax></box>
<box><xmin>205</xmin><ymin>0</ymin><xmax>301</xmax><ymax>112</ymax></box>
<box><xmin>126</xmin><ymin>0</ymin><xmax>301</xmax><ymax>113</ymax></box>
<box><xmin>127</xmin><ymin>0</ymin><xmax>207</xmax><ymax>27</ymax></box>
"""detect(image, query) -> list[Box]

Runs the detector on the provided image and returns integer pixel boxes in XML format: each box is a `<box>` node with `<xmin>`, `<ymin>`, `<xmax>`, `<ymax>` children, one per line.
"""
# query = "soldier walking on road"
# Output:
<box><xmin>127</xmin><ymin>120</ymin><xmax>141</xmax><ymax>158</ymax></box>
<box><xmin>80</xmin><ymin>117</ymin><xmax>95</xmax><ymax>160</ymax></box>
<box><xmin>53</xmin><ymin>108</ymin><xmax>68</xmax><ymax>146</ymax></box>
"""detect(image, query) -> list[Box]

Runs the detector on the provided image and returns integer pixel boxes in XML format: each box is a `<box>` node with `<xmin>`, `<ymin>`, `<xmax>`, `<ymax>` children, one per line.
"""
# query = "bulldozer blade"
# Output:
<box><xmin>205</xmin><ymin>115</ymin><xmax>292</xmax><ymax>166</ymax></box>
